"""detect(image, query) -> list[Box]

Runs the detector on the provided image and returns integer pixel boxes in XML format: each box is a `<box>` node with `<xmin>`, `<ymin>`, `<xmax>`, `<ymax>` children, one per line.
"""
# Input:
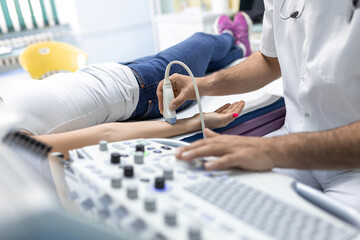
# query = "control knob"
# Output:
<box><xmin>111</xmin><ymin>176</ymin><xmax>122</xmax><ymax>189</ymax></box>
<box><xmin>163</xmin><ymin>167</ymin><xmax>174</xmax><ymax>180</ymax></box>
<box><xmin>124</xmin><ymin>165</ymin><xmax>134</xmax><ymax>178</ymax></box>
<box><xmin>99</xmin><ymin>140</ymin><xmax>108</xmax><ymax>151</ymax></box>
<box><xmin>144</xmin><ymin>196</ymin><xmax>156</xmax><ymax>212</ymax></box>
<box><xmin>135</xmin><ymin>144</ymin><xmax>145</xmax><ymax>152</ymax></box>
<box><xmin>188</xmin><ymin>226</ymin><xmax>202</xmax><ymax>240</ymax></box>
<box><xmin>111</xmin><ymin>152</ymin><xmax>121</xmax><ymax>164</ymax></box>
<box><xmin>164</xmin><ymin>209</ymin><xmax>177</xmax><ymax>226</ymax></box>
<box><xmin>154</xmin><ymin>177</ymin><xmax>165</xmax><ymax>190</ymax></box>
<box><xmin>134</xmin><ymin>151</ymin><xmax>144</xmax><ymax>164</ymax></box>
<box><xmin>127</xmin><ymin>185</ymin><xmax>138</xmax><ymax>199</ymax></box>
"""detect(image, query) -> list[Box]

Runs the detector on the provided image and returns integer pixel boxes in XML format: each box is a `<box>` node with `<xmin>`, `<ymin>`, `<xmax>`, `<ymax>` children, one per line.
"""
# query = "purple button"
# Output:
<box><xmin>188</xmin><ymin>175</ymin><xmax>197</xmax><ymax>180</ymax></box>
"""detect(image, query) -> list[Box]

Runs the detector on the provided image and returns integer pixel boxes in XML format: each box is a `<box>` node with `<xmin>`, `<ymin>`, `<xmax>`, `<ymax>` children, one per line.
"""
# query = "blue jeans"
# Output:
<box><xmin>124</xmin><ymin>32</ymin><xmax>243</xmax><ymax>120</ymax></box>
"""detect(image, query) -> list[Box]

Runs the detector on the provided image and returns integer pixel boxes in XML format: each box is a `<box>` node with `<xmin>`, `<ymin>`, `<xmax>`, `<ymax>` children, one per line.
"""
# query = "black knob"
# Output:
<box><xmin>154</xmin><ymin>177</ymin><xmax>165</xmax><ymax>190</ymax></box>
<box><xmin>111</xmin><ymin>152</ymin><xmax>121</xmax><ymax>164</ymax></box>
<box><xmin>135</xmin><ymin>144</ymin><xmax>145</xmax><ymax>152</ymax></box>
<box><xmin>51</xmin><ymin>152</ymin><xmax>64</xmax><ymax>158</ymax></box>
<box><xmin>124</xmin><ymin>165</ymin><xmax>134</xmax><ymax>178</ymax></box>
<box><xmin>290</xmin><ymin>11</ymin><xmax>299</xmax><ymax>18</ymax></box>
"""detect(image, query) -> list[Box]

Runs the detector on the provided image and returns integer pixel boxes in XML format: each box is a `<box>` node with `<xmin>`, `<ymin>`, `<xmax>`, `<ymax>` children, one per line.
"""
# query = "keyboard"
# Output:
<box><xmin>65</xmin><ymin>138</ymin><xmax>359</xmax><ymax>240</ymax></box>
<box><xmin>186</xmin><ymin>179</ymin><xmax>355</xmax><ymax>240</ymax></box>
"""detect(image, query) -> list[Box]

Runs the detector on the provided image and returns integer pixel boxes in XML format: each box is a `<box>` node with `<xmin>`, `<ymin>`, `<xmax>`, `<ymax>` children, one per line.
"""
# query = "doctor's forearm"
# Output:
<box><xmin>271</xmin><ymin>121</ymin><xmax>360</xmax><ymax>169</ymax></box>
<box><xmin>200</xmin><ymin>52</ymin><xmax>281</xmax><ymax>96</ymax></box>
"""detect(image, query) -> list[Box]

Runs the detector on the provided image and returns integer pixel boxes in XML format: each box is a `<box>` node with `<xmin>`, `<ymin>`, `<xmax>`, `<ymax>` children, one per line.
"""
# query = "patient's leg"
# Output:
<box><xmin>207</xmin><ymin>48</ymin><xmax>244</xmax><ymax>73</ymax></box>
<box><xmin>128</xmin><ymin>32</ymin><xmax>242</xmax><ymax>78</ymax></box>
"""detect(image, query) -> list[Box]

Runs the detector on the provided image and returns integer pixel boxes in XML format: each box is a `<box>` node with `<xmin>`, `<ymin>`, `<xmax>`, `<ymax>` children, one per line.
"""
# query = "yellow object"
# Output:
<box><xmin>230</xmin><ymin>0</ymin><xmax>240</xmax><ymax>11</ymax></box>
<box><xmin>187</xmin><ymin>0</ymin><xmax>201</xmax><ymax>8</ymax></box>
<box><xmin>19</xmin><ymin>41</ymin><xmax>88</xmax><ymax>80</ymax></box>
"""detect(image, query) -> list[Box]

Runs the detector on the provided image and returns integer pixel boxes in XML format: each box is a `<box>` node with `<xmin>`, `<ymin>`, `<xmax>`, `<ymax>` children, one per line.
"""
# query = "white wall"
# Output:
<box><xmin>56</xmin><ymin>0</ymin><xmax>155</xmax><ymax>63</ymax></box>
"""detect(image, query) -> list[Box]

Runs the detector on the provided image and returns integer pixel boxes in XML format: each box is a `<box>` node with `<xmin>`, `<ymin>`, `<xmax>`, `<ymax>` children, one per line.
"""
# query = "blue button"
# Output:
<box><xmin>177</xmin><ymin>169</ymin><xmax>187</xmax><ymax>174</ymax></box>
<box><xmin>161</xmin><ymin>146</ymin><xmax>171</xmax><ymax>150</ymax></box>
<box><xmin>188</xmin><ymin>175</ymin><xmax>197</xmax><ymax>180</ymax></box>
<box><xmin>184</xmin><ymin>203</ymin><xmax>197</xmax><ymax>210</ymax></box>
<box><xmin>151</xmin><ymin>184</ymin><xmax>170</xmax><ymax>192</ymax></box>
<box><xmin>201</xmin><ymin>213</ymin><xmax>214</xmax><ymax>221</ymax></box>
<box><xmin>147</xmin><ymin>147</ymin><xmax>155</xmax><ymax>150</ymax></box>
<box><xmin>92</xmin><ymin>169</ymin><xmax>102</xmax><ymax>174</ymax></box>
<box><xmin>219</xmin><ymin>224</ymin><xmax>234</xmax><ymax>232</ymax></box>
<box><xmin>136</xmin><ymin>140</ymin><xmax>151</xmax><ymax>146</ymax></box>
<box><xmin>191</xmin><ymin>168</ymin><xmax>203</xmax><ymax>172</ymax></box>
<box><xmin>153</xmin><ymin>150</ymin><xmax>162</xmax><ymax>154</ymax></box>
<box><xmin>143</xmin><ymin>167</ymin><xmax>155</xmax><ymax>173</ymax></box>
<box><xmin>169</xmin><ymin>194</ymin><xmax>181</xmax><ymax>201</ymax></box>
<box><xmin>153</xmin><ymin>163</ymin><xmax>163</xmax><ymax>169</ymax></box>
<box><xmin>112</xmin><ymin>143</ymin><xmax>125</xmax><ymax>150</ymax></box>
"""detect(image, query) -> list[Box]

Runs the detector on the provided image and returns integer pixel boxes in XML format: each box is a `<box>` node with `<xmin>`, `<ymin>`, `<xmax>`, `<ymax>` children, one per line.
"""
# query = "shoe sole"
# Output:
<box><xmin>213</xmin><ymin>16</ymin><xmax>222</xmax><ymax>34</ymax></box>
<box><xmin>240</xmin><ymin>11</ymin><xmax>253</xmax><ymax>34</ymax></box>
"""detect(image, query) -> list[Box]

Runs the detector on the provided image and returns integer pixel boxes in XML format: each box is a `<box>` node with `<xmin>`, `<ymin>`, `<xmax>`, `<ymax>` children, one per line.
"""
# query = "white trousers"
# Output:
<box><xmin>274</xmin><ymin>168</ymin><xmax>360</xmax><ymax>212</ymax></box>
<box><xmin>0</xmin><ymin>62</ymin><xmax>139</xmax><ymax>135</ymax></box>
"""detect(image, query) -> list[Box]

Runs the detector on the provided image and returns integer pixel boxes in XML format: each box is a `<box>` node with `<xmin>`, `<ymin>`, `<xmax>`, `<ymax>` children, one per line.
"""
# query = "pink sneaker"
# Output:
<box><xmin>233</xmin><ymin>11</ymin><xmax>252</xmax><ymax>57</ymax></box>
<box><xmin>213</xmin><ymin>15</ymin><xmax>233</xmax><ymax>36</ymax></box>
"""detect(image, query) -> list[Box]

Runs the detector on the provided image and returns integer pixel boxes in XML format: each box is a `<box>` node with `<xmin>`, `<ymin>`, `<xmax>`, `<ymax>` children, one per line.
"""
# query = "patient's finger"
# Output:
<box><xmin>229</xmin><ymin>101</ymin><xmax>245</xmax><ymax>113</ymax></box>
<box><xmin>214</xmin><ymin>103</ymin><xmax>231</xmax><ymax>113</ymax></box>
<box><xmin>226</xmin><ymin>102</ymin><xmax>240</xmax><ymax>113</ymax></box>
<box><xmin>218</xmin><ymin>101</ymin><xmax>244</xmax><ymax>114</ymax></box>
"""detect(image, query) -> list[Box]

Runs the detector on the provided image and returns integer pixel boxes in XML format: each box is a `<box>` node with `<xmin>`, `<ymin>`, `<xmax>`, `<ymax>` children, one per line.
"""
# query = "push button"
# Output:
<box><xmin>111</xmin><ymin>152</ymin><xmax>121</xmax><ymax>164</ymax></box>
<box><xmin>99</xmin><ymin>140</ymin><xmax>108</xmax><ymax>151</ymax></box>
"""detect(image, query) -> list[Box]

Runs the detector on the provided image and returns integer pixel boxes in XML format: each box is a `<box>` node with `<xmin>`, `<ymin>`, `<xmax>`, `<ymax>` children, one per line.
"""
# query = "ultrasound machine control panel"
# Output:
<box><xmin>67</xmin><ymin>138</ymin><xmax>360</xmax><ymax>240</ymax></box>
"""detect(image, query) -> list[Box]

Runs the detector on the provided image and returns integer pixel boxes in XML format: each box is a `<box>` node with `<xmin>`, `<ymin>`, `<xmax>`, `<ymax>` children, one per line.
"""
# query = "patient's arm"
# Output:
<box><xmin>33</xmin><ymin>101</ymin><xmax>244</xmax><ymax>158</ymax></box>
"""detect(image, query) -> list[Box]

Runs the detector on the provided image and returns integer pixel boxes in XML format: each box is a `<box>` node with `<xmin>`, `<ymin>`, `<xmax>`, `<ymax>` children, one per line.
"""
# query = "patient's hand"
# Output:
<box><xmin>194</xmin><ymin>101</ymin><xmax>245</xmax><ymax>129</ymax></box>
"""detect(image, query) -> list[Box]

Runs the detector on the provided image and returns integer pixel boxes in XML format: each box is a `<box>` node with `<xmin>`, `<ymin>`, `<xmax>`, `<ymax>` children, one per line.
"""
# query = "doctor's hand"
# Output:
<box><xmin>175</xmin><ymin>129</ymin><xmax>276</xmax><ymax>171</ymax></box>
<box><xmin>157</xmin><ymin>73</ymin><xmax>205</xmax><ymax>114</ymax></box>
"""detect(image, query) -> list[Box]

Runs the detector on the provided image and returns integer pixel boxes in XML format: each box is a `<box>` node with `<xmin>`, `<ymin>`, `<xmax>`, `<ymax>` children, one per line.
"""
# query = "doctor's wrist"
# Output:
<box><xmin>197</xmin><ymin>75</ymin><xmax>215</xmax><ymax>96</ymax></box>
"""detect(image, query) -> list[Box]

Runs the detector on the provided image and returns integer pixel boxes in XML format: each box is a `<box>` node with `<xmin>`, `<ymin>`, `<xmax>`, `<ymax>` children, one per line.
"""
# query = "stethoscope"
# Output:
<box><xmin>280</xmin><ymin>0</ymin><xmax>305</xmax><ymax>20</ymax></box>
<box><xmin>281</xmin><ymin>0</ymin><xmax>360</xmax><ymax>22</ymax></box>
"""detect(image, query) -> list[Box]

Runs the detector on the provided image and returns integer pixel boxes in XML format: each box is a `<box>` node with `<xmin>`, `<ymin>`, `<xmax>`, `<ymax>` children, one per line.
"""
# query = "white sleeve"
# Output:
<box><xmin>260</xmin><ymin>0</ymin><xmax>277</xmax><ymax>58</ymax></box>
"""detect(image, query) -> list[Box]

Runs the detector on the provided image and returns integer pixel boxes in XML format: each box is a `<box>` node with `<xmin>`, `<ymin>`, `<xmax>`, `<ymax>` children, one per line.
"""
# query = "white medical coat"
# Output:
<box><xmin>261</xmin><ymin>0</ymin><xmax>360</xmax><ymax>134</ymax></box>
<box><xmin>261</xmin><ymin>0</ymin><xmax>360</xmax><ymax>210</ymax></box>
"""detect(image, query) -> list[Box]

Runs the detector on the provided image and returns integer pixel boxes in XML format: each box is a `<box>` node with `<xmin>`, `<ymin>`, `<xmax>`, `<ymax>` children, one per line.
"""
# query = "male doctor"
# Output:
<box><xmin>157</xmin><ymin>0</ymin><xmax>360</xmax><ymax>210</ymax></box>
